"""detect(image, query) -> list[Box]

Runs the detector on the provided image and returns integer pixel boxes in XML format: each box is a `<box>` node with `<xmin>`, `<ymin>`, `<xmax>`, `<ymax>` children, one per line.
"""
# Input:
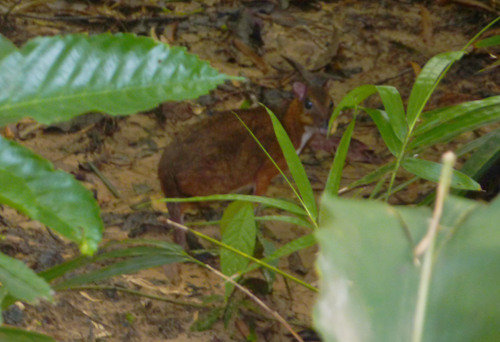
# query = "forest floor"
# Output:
<box><xmin>1</xmin><ymin>0</ymin><xmax>499</xmax><ymax>341</ymax></box>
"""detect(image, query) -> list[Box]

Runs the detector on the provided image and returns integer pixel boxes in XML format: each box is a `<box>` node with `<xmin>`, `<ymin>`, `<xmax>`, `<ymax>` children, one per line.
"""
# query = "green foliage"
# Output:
<box><xmin>0</xmin><ymin>253</ymin><xmax>52</xmax><ymax>303</ymax></box>
<box><xmin>0</xmin><ymin>135</ymin><xmax>102</xmax><ymax>254</ymax></box>
<box><xmin>0</xmin><ymin>326</ymin><xmax>56</xmax><ymax>342</ymax></box>
<box><xmin>314</xmin><ymin>192</ymin><xmax>500</xmax><ymax>342</ymax></box>
<box><xmin>220</xmin><ymin>201</ymin><xmax>256</xmax><ymax>298</ymax></box>
<box><xmin>0</xmin><ymin>32</ymin><xmax>233</xmax><ymax>340</ymax></box>
<box><xmin>0</xmin><ymin>33</ymin><xmax>232</xmax><ymax>126</ymax></box>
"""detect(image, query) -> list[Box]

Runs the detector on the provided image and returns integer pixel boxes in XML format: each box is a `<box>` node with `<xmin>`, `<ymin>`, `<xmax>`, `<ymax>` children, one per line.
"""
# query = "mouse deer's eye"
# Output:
<box><xmin>305</xmin><ymin>99</ymin><xmax>313</xmax><ymax>109</ymax></box>
<box><xmin>329</xmin><ymin>101</ymin><xmax>334</xmax><ymax>110</ymax></box>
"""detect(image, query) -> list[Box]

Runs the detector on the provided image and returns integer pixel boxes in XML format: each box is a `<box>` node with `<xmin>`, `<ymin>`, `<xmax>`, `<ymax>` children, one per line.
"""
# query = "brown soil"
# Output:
<box><xmin>1</xmin><ymin>0</ymin><xmax>499</xmax><ymax>341</ymax></box>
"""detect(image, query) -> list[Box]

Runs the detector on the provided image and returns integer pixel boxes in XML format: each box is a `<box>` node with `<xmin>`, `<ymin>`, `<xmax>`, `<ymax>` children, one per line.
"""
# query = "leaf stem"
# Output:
<box><xmin>412</xmin><ymin>151</ymin><xmax>456</xmax><ymax>342</ymax></box>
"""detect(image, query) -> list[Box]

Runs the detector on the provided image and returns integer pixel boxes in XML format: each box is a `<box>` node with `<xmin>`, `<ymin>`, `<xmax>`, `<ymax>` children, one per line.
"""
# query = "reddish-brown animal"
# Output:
<box><xmin>158</xmin><ymin>59</ymin><xmax>333</xmax><ymax>249</ymax></box>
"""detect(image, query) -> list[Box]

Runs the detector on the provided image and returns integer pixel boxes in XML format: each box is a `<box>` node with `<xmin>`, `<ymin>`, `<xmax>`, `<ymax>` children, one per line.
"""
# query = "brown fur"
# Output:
<box><xmin>159</xmin><ymin>61</ymin><xmax>333</xmax><ymax>249</ymax></box>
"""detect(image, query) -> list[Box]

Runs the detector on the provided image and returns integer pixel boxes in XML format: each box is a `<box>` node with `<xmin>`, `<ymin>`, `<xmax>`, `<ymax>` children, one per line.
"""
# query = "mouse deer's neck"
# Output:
<box><xmin>283</xmin><ymin>98</ymin><xmax>307</xmax><ymax>149</ymax></box>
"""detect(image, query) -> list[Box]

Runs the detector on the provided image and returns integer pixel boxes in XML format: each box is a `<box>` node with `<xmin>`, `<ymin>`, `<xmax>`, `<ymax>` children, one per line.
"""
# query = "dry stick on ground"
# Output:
<box><xmin>204</xmin><ymin>264</ymin><xmax>306</xmax><ymax>342</ymax></box>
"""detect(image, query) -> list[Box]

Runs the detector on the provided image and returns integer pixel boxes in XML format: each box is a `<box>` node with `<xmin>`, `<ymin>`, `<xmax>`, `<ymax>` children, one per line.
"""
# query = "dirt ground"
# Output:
<box><xmin>1</xmin><ymin>0</ymin><xmax>500</xmax><ymax>341</ymax></box>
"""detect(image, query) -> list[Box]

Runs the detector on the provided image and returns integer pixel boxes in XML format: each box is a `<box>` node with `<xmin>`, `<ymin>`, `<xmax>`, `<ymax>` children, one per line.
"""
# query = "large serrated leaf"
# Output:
<box><xmin>220</xmin><ymin>201</ymin><xmax>256</xmax><ymax>297</ymax></box>
<box><xmin>0</xmin><ymin>135</ymin><xmax>102</xmax><ymax>254</ymax></box>
<box><xmin>0</xmin><ymin>326</ymin><xmax>55</xmax><ymax>342</ymax></box>
<box><xmin>0</xmin><ymin>252</ymin><xmax>52</xmax><ymax>303</ymax></box>
<box><xmin>0</xmin><ymin>33</ymin><xmax>234</xmax><ymax>126</ymax></box>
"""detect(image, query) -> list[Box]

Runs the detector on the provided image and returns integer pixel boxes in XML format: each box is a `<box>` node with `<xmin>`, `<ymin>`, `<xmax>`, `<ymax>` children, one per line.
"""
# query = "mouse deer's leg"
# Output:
<box><xmin>167</xmin><ymin>203</ymin><xmax>187</xmax><ymax>250</ymax></box>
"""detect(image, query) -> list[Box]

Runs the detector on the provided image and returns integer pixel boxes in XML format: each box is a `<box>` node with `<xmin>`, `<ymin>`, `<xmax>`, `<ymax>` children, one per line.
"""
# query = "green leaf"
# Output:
<box><xmin>0</xmin><ymin>252</ymin><xmax>52</xmax><ymax>303</ymax></box>
<box><xmin>346</xmin><ymin>162</ymin><xmax>395</xmax><ymax>189</ymax></box>
<box><xmin>264</xmin><ymin>106</ymin><xmax>318</xmax><ymax>221</ymax></box>
<box><xmin>0</xmin><ymin>35</ymin><xmax>18</xmax><ymax>60</ymax></box>
<box><xmin>409</xmin><ymin>104</ymin><xmax>500</xmax><ymax>150</ymax></box>
<box><xmin>54</xmin><ymin>254</ymin><xmax>189</xmax><ymax>290</ymax></box>
<box><xmin>0</xmin><ymin>33</ymin><xmax>235</xmax><ymax>127</ymax></box>
<box><xmin>0</xmin><ymin>135</ymin><xmax>102</xmax><ymax>254</ymax></box>
<box><xmin>315</xmin><ymin>195</ymin><xmax>423</xmax><ymax>342</ymax></box>
<box><xmin>455</xmin><ymin>127</ymin><xmax>500</xmax><ymax>157</ymax></box>
<box><xmin>402</xmin><ymin>157</ymin><xmax>481</xmax><ymax>190</ymax></box>
<box><xmin>328</xmin><ymin>85</ymin><xmax>377</xmax><ymax>130</ymax></box>
<box><xmin>425</xmin><ymin>197</ymin><xmax>500</xmax><ymax>341</ymax></box>
<box><xmin>0</xmin><ymin>326</ymin><xmax>55</xmax><ymax>342</ymax></box>
<box><xmin>414</xmin><ymin>96</ymin><xmax>500</xmax><ymax>136</ymax></box>
<box><xmin>475</xmin><ymin>34</ymin><xmax>500</xmax><ymax>47</ymax></box>
<box><xmin>455</xmin><ymin>128</ymin><xmax>500</xmax><ymax>196</ymax></box>
<box><xmin>325</xmin><ymin>119</ymin><xmax>355</xmax><ymax>196</ymax></box>
<box><xmin>406</xmin><ymin>51</ymin><xmax>464</xmax><ymax>127</ymax></box>
<box><xmin>258</xmin><ymin>235</ymin><xmax>278</xmax><ymax>291</ymax></box>
<box><xmin>239</xmin><ymin>234</ymin><xmax>316</xmax><ymax>276</ymax></box>
<box><xmin>373</xmin><ymin>86</ymin><xmax>407</xmax><ymax>141</ymax></box>
<box><xmin>220</xmin><ymin>201</ymin><xmax>257</xmax><ymax>297</ymax></box>
<box><xmin>315</xmin><ymin>194</ymin><xmax>500</xmax><ymax>342</ymax></box>
<box><xmin>362</xmin><ymin>108</ymin><xmax>402</xmax><ymax>156</ymax></box>
<box><xmin>160</xmin><ymin>194</ymin><xmax>307</xmax><ymax>216</ymax></box>
<box><xmin>40</xmin><ymin>241</ymin><xmax>185</xmax><ymax>283</ymax></box>
<box><xmin>256</xmin><ymin>215</ymin><xmax>314</xmax><ymax>230</ymax></box>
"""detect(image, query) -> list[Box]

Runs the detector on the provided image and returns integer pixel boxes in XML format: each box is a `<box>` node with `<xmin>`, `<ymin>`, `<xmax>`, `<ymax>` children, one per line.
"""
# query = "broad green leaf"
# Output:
<box><xmin>329</xmin><ymin>85</ymin><xmax>377</xmax><ymax>131</ymax></box>
<box><xmin>54</xmin><ymin>254</ymin><xmax>190</xmax><ymax>290</ymax></box>
<box><xmin>315</xmin><ymin>193</ymin><xmax>499</xmax><ymax>342</ymax></box>
<box><xmin>325</xmin><ymin>119</ymin><xmax>355</xmax><ymax>196</ymax></box>
<box><xmin>0</xmin><ymin>326</ymin><xmax>55</xmax><ymax>342</ymax></box>
<box><xmin>362</xmin><ymin>108</ymin><xmax>402</xmax><ymax>156</ymax></box>
<box><xmin>0</xmin><ymin>135</ymin><xmax>102</xmax><ymax>254</ymax></box>
<box><xmin>406</xmin><ymin>51</ymin><xmax>464</xmax><ymax>127</ymax></box>
<box><xmin>0</xmin><ymin>252</ymin><xmax>52</xmax><ymax>303</ymax></box>
<box><xmin>220</xmin><ymin>201</ymin><xmax>256</xmax><ymax>297</ymax></box>
<box><xmin>475</xmin><ymin>34</ymin><xmax>500</xmax><ymax>47</ymax></box>
<box><xmin>0</xmin><ymin>35</ymin><xmax>18</xmax><ymax>59</ymax></box>
<box><xmin>239</xmin><ymin>234</ymin><xmax>316</xmax><ymax>276</ymax></box>
<box><xmin>414</xmin><ymin>96</ymin><xmax>500</xmax><ymax>135</ymax></box>
<box><xmin>160</xmin><ymin>194</ymin><xmax>307</xmax><ymax>216</ymax></box>
<box><xmin>425</xmin><ymin>197</ymin><xmax>500</xmax><ymax>341</ymax></box>
<box><xmin>402</xmin><ymin>157</ymin><xmax>481</xmax><ymax>190</ymax></box>
<box><xmin>0</xmin><ymin>33</ymin><xmax>235</xmax><ymax>126</ymax></box>
<box><xmin>315</xmin><ymin>195</ymin><xmax>422</xmax><ymax>342</ymax></box>
<box><xmin>409</xmin><ymin>104</ymin><xmax>500</xmax><ymax>150</ymax></box>
<box><xmin>264</xmin><ymin>106</ymin><xmax>318</xmax><ymax>221</ymax></box>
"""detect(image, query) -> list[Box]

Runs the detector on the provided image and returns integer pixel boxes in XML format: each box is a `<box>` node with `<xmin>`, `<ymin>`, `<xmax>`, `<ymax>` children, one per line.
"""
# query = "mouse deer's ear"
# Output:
<box><xmin>292</xmin><ymin>82</ymin><xmax>307</xmax><ymax>101</ymax></box>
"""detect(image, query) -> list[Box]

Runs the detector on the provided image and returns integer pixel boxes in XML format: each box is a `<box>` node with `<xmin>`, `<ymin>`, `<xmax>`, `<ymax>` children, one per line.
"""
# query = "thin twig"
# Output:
<box><xmin>87</xmin><ymin>161</ymin><xmax>121</xmax><ymax>199</ymax></box>
<box><xmin>204</xmin><ymin>264</ymin><xmax>305</xmax><ymax>342</ymax></box>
